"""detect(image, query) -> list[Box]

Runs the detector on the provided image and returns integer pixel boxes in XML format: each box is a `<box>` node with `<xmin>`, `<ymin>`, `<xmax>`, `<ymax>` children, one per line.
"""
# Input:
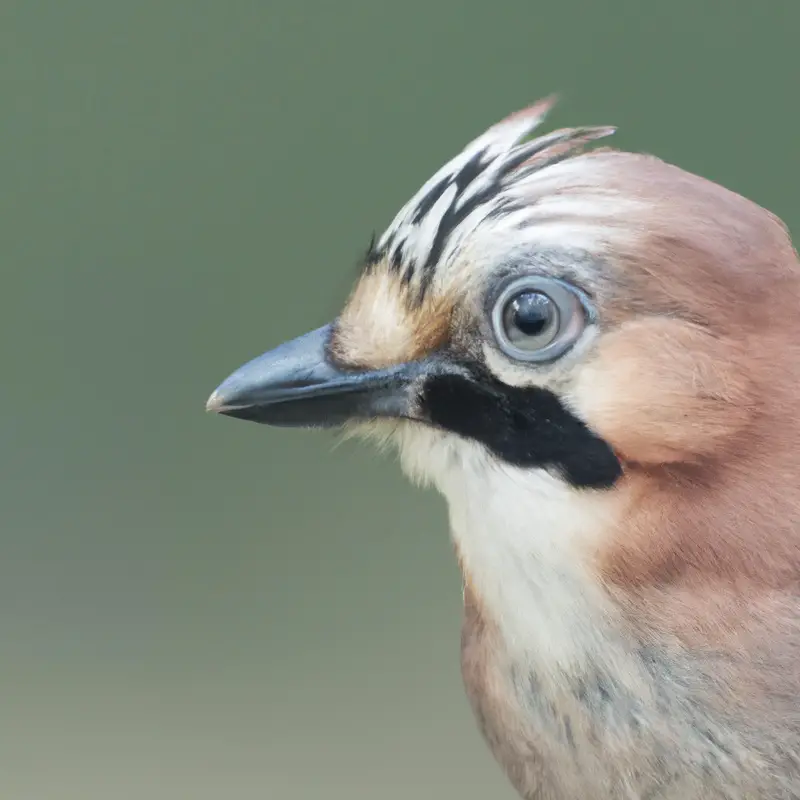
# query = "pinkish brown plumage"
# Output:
<box><xmin>209</xmin><ymin>98</ymin><xmax>800</xmax><ymax>798</ymax></box>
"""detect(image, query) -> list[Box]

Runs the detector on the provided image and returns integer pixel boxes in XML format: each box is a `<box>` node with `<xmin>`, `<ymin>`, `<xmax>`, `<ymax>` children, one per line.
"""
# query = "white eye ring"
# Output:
<box><xmin>490</xmin><ymin>275</ymin><xmax>595</xmax><ymax>363</ymax></box>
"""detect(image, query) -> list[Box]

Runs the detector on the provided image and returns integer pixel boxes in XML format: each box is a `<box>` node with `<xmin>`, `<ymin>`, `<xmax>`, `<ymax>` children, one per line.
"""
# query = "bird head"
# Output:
<box><xmin>208</xmin><ymin>98</ymin><xmax>800</xmax><ymax>590</ymax></box>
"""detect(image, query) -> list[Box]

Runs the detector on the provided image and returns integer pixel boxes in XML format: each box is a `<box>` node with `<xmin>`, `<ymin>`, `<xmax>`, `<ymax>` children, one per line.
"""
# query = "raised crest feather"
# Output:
<box><xmin>369</xmin><ymin>97</ymin><xmax>616</xmax><ymax>298</ymax></box>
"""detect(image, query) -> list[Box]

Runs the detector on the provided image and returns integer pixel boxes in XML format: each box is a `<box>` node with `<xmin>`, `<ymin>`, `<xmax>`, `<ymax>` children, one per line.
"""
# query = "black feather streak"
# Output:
<box><xmin>419</xmin><ymin>148</ymin><xmax>495</xmax><ymax>296</ymax></box>
<box><xmin>362</xmin><ymin>233</ymin><xmax>381</xmax><ymax>270</ymax></box>
<box><xmin>420</xmin><ymin>368</ymin><xmax>621</xmax><ymax>489</ymax></box>
<box><xmin>364</xmin><ymin>125</ymin><xmax>612</xmax><ymax>295</ymax></box>
<box><xmin>376</xmin><ymin>145</ymin><xmax>527</xmax><ymax>300</ymax></box>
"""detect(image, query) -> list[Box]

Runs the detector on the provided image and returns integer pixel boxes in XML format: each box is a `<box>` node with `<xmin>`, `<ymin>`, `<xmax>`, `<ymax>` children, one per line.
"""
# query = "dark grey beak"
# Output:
<box><xmin>206</xmin><ymin>323</ymin><xmax>432</xmax><ymax>428</ymax></box>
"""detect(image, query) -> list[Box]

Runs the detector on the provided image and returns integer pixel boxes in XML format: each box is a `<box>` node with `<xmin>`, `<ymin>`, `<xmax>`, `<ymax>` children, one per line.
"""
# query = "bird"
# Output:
<box><xmin>206</xmin><ymin>96</ymin><xmax>800</xmax><ymax>798</ymax></box>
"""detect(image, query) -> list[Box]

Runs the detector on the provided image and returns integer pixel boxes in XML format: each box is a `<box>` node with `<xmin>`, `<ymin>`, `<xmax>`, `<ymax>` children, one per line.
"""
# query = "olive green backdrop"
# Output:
<box><xmin>2</xmin><ymin>1</ymin><xmax>799</xmax><ymax>797</ymax></box>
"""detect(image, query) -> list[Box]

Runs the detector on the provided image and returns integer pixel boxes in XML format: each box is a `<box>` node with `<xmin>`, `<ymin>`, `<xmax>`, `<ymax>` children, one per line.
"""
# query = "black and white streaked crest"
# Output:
<box><xmin>365</xmin><ymin>98</ymin><xmax>615</xmax><ymax>299</ymax></box>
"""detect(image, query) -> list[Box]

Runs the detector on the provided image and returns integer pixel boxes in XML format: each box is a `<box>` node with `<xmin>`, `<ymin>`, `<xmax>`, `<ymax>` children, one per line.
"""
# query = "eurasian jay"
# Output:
<box><xmin>208</xmin><ymin>98</ymin><xmax>800</xmax><ymax>799</ymax></box>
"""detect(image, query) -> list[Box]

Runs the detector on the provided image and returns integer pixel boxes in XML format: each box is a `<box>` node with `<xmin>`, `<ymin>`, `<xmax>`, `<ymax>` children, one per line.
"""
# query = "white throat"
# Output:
<box><xmin>400</xmin><ymin>430</ymin><xmax>622</xmax><ymax>674</ymax></box>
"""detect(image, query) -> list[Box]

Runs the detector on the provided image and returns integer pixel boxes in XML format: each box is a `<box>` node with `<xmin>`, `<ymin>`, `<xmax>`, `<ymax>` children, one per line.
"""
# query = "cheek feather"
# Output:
<box><xmin>569</xmin><ymin>317</ymin><xmax>756</xmax><ymax>465</ymax></box>
<box><xmin>330</xmin><ymin>269</ymin><xmax>454</xmax><ymax>369</ymax></box>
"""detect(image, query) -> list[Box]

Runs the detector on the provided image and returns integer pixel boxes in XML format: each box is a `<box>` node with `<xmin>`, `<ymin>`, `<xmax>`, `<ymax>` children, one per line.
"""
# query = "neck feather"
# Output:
<box><xmin>440</xmin><ymin>453</ymin><xmax>624</xmax><ymax>674</ymax></box>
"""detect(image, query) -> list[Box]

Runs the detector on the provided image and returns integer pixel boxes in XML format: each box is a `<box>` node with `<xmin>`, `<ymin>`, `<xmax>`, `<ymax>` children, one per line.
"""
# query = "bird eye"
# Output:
<box><xmin>490</xmin><ymin>276</ymin><xmax>592</xmax><ymax>362</ymax></box>
<box><xmin>502</xmin><ymin>291</ymin><xmax>559</xmax><ymax>348</ymax></box>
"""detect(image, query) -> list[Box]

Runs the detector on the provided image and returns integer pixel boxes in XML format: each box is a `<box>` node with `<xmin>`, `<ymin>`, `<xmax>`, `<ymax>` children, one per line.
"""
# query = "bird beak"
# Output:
<box><xmin>206</xmin><ymin>323</ymin><xmax>430</xmax><ymax>428</ymax></box>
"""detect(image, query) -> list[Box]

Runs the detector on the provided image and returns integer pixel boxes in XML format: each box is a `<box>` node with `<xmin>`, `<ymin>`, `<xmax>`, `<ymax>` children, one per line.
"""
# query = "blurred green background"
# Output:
<box><xmin>2</xmin><ymin>1</ymin><xmax>799</xmax><ymax>797</ymax></box>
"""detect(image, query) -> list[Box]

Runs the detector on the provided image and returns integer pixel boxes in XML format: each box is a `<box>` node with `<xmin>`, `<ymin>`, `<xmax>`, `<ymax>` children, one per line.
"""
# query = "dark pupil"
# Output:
<box><xmin>511</xmin><ymin>291</ymin><xmax>553</xmax><ymax>336</ymax></box>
